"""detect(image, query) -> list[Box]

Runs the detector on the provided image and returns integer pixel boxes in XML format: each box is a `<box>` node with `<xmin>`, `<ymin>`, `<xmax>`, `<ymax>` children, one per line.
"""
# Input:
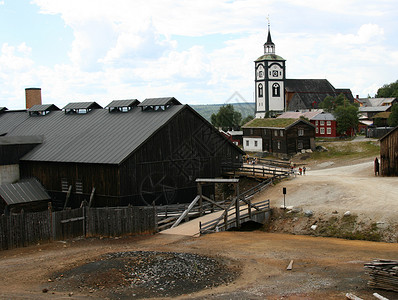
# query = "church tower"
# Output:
<box><xmin>254</xmin><ymin>22</ymin><xmax>286</xmax><ymax>118</ymax></box>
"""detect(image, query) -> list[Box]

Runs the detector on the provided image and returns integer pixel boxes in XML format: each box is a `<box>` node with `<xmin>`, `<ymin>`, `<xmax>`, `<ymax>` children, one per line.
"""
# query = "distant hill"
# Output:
<box><xmin>191</xmin><ymin>102</ymin><xmax>255</xmax><ymax>123</ymax></box>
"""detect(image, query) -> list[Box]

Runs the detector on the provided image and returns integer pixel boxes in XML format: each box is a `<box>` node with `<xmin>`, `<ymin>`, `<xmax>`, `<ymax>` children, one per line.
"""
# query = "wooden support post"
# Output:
<box><xmin>247</xmin><ymin>196</ymin><xmax>252</xmax><ymax>219</ymax></box>
<box><xmin>63</xmin><ymin>185</ymin><xmax>72</xmax><ymax>210</ymax></box>
<box><xmin>88</xmin><ymin>187</ymin><xmax>95</xmax><ymax>208</ymax></box>
<box><xmin>197</xmin><ymin>183</ymin><xmax>203</xmax><ymax>217</ymax></box>
<box><xmin>235</xmin><ymin>182</ymin><xmax>240</xmax><ymax>228</ymax></box>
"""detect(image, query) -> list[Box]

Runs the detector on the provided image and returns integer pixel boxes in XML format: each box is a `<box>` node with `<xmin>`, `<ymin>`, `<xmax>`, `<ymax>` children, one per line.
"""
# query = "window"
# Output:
<box><xmin>250</xmin><ymin>129</ymin><xmax>254</xmax><ymax>135</ymax></box>
<box><xmin>327</xmin><ymin>120</ymin><xmax>331</xmax><ymax>126</ymax></box>
<box><xmin>246</xmin><ymin>140</ymin><xmax>249</xmax><ymax>147</ymax></box>
<box><xmin>316</xmin><ymin>127</ymin><xmax>319</xmax><ymax>133</ymax></box>
<box><xmin>280</xmin><ymin>130</ymin><xmax>284</xmax><ymax>137</ymax></box>
<box><xmin>274</xmin><ymin>130</ymin><xmax>278</xmax><ymax>136</ymax></box>
<box><xmin>315</xmin><ymin>121</ymin><xmax>318</xmax><ymax>126</ymax></box>
<box><xmin>61</xmin><ymin>178</ymin><xmax>68</xmax><ymax>193</ymax></box>
<box><xmin>277</xmin><ymin>141</ymin><xmax>281</xmax><ymax>149</ymax></box>
<box><xmin>298</xmin><ymin>129</ymin><xmax>304</xmax><ymax>136</ymax></box>
<box><xmin>272</xmin><ymin>83</ymin><xmax>280</xmax><ymax>97</ymax></box>
<box><xmin>327</xmin><ymin>128</ymin><xmax>332</xmax><ymax>135</ymax></box>
<box><xmin>320</xmin><ymin>121</ymin><xmax>325</xmax><ymax>126</ymax></box>
<box><xmin>254</xmin><ymin>141</ymin><xmax>258</xmax><ymax>147</ymax></box>
<box><xmin>320</xmin><ymin>128</ymin><xmax>325</xmax><ymax>134</ymax></box>
<box><xmin>76</xmin><ymin>180</ymin><xmax>83</xmax><ymax>194</ymax></box>
<box><xmin>263</xmin><ymin>129</ymin><xmax>267</xmax><ymax>135</ymax></box>
<box><xmin>298</xmin><ymin>141</ymin><xmax>303</xmax><ymax>149</ymax></box>
<box><xmin>258</xmin><ymin>84</ymin><xmax>263</xmax><ymax>97</ymax></box>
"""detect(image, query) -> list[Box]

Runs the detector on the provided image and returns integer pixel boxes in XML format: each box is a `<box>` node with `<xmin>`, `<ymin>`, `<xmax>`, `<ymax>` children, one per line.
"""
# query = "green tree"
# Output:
<box><xmin>319</xmin><ymin>94</ymin><xmax>345</xmax><ymax>112</ymax></box>
<box><xmin>334</xmin><ymin>102</ymin><xmax>359</xmax><ymax>136</ymax></box>
<box><xmin>210</xmin><ymin>104</ymin><xmax>242</xmax><ymax>130</ymax></box>
<box><xmin>241</xmin><ymin>114</ymin><xmax>254</xmax><ymax>126</ymax></box>
<box><xmin>376</xmin><ymin>80</ymin><xmax>398</xmax><ymax>98</ymax></box>
<box><xmin>388</xmin><ymin>103</ymin><xmax>398</xmax><ymax>127</ymax></box>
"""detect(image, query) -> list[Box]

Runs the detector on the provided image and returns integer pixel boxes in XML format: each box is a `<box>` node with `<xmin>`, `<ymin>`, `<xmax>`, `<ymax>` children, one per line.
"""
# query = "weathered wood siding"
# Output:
<box><xmin>119</xmin><ymin>107</ymin><xmax>243</xmax><ymax>205</ymax></box>
<box><xmin>380</xmin><ymin>127</ymin><xmax>398</xmax><ymax>176</ymax></box>
<box><xmin>0</xmin><ymin>206</ymin><xmax>156</xmax><ymax>250</ymax></box>
<box><xmin>20</xmin><ymin>161</ymin><xmax>120</xmax><ymax>207</ymax></box>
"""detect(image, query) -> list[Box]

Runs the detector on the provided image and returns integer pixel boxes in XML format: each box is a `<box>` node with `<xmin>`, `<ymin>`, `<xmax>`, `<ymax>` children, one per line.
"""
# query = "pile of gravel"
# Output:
<box><xmin>50</xmin><ymin>251</ymin><xmax>239</xmax><ymax>298</ymax></box>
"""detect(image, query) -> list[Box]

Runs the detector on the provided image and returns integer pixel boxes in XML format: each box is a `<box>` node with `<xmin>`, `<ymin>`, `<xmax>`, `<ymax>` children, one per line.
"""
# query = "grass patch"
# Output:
<box><xmin>311</xmin><ymin>141</ymin><xmax>380</xmax><ymax>161</ymax></box>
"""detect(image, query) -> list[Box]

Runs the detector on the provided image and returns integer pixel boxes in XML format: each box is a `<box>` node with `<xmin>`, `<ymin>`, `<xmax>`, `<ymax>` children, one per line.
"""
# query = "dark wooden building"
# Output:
<box><xmin>0</xmin><ymin>178</ymin><xmax>50</xmax><ymax>214</ymax></box>
<box><xmin>242</xmin><ymin>118</ymin><xmax>315</xmax><ymax>157</ymax></box>
<box><xmin>0</xmin><ymin>98</ymin><xmax>244</xmax><ymax>208</ymax></box>
<box><xmin>380</xmin><ymin>126</ymin><xmax>398</xmax><ymax>176</ymax></box>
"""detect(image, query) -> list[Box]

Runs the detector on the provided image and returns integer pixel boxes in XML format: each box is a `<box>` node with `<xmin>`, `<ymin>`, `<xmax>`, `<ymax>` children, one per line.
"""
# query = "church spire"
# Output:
<box><xmin>264</xmin><ymin>17</ymin><xmax>275</xmax><ymax>54</ymax></box>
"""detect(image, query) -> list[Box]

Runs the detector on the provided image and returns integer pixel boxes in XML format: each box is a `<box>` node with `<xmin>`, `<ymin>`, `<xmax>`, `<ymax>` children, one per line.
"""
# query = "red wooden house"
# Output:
<box><xmin>310</xmin><ymin>112</ymin><xmax>354</xmax><ymax>138</ymax></box>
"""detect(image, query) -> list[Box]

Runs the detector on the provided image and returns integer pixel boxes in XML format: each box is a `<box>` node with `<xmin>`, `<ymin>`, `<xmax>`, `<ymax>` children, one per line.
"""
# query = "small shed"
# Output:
<box><xmin>380</xmin><ymin>126</ymin><xmax>398</xmax><ymax>176</ymax></box>
<box><xmin>0</xmin><ymin>178</ymin><xmax>51</xmax><ymax>214</ymax></box>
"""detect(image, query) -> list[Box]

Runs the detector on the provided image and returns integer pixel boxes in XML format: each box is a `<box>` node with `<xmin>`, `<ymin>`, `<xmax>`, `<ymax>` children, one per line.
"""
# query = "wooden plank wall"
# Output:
<box><xmin>86</xmin><ymin>206</ymin><xmax>156</xmax><ymax>237</ymax></box>
<box><xmin>380</xmin><ymin>128</ymin><xmax>398</xmax><ymax>176</ymax></box>
<box><xmin>0</xmin><ymin>206</ymin><xmax>156</xmax><ymax>251</ymax></box>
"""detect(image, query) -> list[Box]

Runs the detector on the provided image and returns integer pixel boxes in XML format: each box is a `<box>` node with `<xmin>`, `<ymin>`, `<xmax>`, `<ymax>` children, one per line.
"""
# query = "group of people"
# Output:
<box><xmin>290</xmin><ymin>164</ymin><xmax>306</xmax><ymax>176</ymax></box>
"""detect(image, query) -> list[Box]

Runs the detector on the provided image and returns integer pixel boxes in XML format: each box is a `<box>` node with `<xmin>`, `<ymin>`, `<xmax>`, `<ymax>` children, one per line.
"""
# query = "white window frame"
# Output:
<box><xmin>320</xmin><ymin>128</ymin><xmax>325</xmax><ymax>134</ymax></box>
<box><xmin>326</xmin><ymin>120</ymin><xmax>331</xmax><ymax>126</ymax></box>
<box><xmin>316</xmin><ymin>127</ymin><xmax>319</xmax><ymax>134</ymax></box>
<box><xmin>277</xmin><ymin>141</ymin><xmax>281</xmax><ymax>149</ymax></box>
<box><xmin>320</xmin><ymin>120</ymin><xmax>325</xmax><ymax>125</ymax></box>
<box><xmin>298</xmin><ymin>129</ymin><xmax>304</xmax><ymax>136</ymax></box>
<box><xmin>280</xmin><ymin>130</ymin><xmax>284</xmax><ymax>137</ymax></box>
<box><xmin>274</xmin><ymin>130</ymin><xmax>278</xmax><ymax>136</ymax></box>
<box><xmin>327</xmin><ymin>127</ymin><xmax>332</xmax><ymax>135</ymax></box>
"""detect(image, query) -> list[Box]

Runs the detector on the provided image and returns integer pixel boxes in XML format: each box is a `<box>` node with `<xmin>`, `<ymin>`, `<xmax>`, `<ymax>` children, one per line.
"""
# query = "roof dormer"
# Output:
<box><xmin>63</xmin><ymin>102</ymin><xmax>102</xmax><ymax>114</ymax></box>
<box><xmin>137</xmin><ymin>97</ymin><xmax>181</xmax><ymax>111</ymax></box>
<box><xmin>28</xmin><ymin>104</ymin><xmax>60</xmax><ymax>116</ymax></box>
<box><xmin>106</xmin><ymin>99</ymin><xmax>140</xmax><ymax>113</ymax></box>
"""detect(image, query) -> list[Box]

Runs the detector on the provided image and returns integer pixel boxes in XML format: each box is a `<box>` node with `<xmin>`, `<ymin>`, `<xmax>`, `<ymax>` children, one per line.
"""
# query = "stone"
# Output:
<box><xmin>304</xmin><ymin>210</ymin><xmax>313</xmax><ymax>217</ymax></box>
<box><xmin>344</xmin><ymin>211</ymin><xmax>351</xmax><ymax>217</ymax></box>
<box><xmin>310</xmin><ymin>225</ymin><xmax>317</xmax><ymax>230</ymax></box>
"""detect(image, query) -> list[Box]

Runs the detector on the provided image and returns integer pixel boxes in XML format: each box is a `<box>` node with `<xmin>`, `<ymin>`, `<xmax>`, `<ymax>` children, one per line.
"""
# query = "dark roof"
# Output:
<box><xmin>0</xmin><ymin>110</ymin><xmax>29</xmax><ymax>136</ymax></box>
<box><xmin>311</xmin><ymin>112</ymin><xmax>336</xmax><ymax>121</ymax></box>
<box><xmin>380</xmin><ymin>126</ymin><xmax>398</xmax><ymax>141</ymax></box>
<box><xmin>243</xmin><ymin>118</ymin><xmax>315</xmax><ymax>129</ymax></box>
<box><xmin>138</xmin><ymin>97</ymin><xmax>181</xmax><ymax>107</ymax></box>
<box><xmin>255</xmin><ymin>54</ymin><xmax>285</xmax><ymax>62</ymax></box>
<box><xmin>63</xmin><ymin>102</ymin><xmax>102</xmax><ymax>110</ymax></box>
<box><xmin>0</xmin><ymin>107</ymin><xmax>7</xmax><ymax>112</ymax></box>
<box><xmin>28</xmin><ymin>104</ymin><xmax>60</xmax><ymax>112</ymax></box>
<box><xmin>0</xmin><ymin>178</ymin><xmax>50</xmax><ymax>205</ymax></box>
<box><xmin>6</xmin><ymin>104</ymin><xmax>186</xmax><ymax>164</ymax></box>
<box><xmin>106</xmin><ymin>99</ymin><xmax>140</xmax><ymax>108</ymax></box>
<box><xmin>0</xmin><ymin>135</ymin><xmax>43</xmax><ymax>145</ymax></box>
<box><xmin>285</xmin><ymin>79</ymin><xmax>354</xmax><ymax>110</ymax></box>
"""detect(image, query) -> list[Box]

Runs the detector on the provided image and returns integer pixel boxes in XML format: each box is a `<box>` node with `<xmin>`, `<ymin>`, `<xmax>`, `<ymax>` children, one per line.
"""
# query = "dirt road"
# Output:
<box><xmin>0</xmin><ymin>232</ymin><xmax>397</xmax><ymax>299</ymax></box>
<box><xmin>1</xmin><ymin>158</ymin><xmax>398</xmax><ymax>299</ymax></box>
<box><xmin>264</xmin><ymin>159</ymin><xmax>398</xmax><ymax>228</ymax></box>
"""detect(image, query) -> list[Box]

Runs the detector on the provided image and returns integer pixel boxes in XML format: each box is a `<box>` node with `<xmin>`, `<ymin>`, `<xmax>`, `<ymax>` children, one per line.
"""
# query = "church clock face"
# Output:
<box><xmin>272</xmin><ymin>70</ymin><xmax>278</xmax><ymax>77</ymax></box>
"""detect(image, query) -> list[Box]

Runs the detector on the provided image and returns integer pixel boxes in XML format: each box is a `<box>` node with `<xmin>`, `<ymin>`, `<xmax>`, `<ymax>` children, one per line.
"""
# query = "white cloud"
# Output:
<box><xmin>1</xmin><ymin>0</ymin><xmax>396</xmax><ymax>110</ymax></box>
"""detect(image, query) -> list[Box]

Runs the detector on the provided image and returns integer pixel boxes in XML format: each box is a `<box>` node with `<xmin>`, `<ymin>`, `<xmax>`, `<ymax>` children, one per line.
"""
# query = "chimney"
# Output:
<box><xmin>25</xmin><ymin>87</ymin><xmax>42</xmax><ymax>109</ymax></box>
<box><xmin>356</xmin><ymin>95</ymin><xmax>359</xmax><ymax>99</ymax></box>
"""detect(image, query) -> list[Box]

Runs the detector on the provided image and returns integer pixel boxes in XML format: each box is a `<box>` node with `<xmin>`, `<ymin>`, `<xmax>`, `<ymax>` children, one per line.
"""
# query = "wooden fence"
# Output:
<box><xmin>0</xmin><ymin>206</ymin><xmax>156</xmax><ymax>251</ymax></box>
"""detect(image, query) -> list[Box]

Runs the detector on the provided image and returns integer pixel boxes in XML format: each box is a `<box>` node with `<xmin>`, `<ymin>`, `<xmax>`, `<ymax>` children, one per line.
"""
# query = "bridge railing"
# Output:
<box><xmin>222</xmin><ymin>163</ymin><xmax>291</xmax><ymax>178</ymax></box>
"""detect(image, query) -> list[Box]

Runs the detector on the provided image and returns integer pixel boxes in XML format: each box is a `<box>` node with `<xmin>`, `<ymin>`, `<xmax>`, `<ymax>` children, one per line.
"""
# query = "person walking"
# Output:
<box><xmin>303</xmin><ymin>166</ymin><xmax>306</xmax><ymax>175</ymax></box>
<box><xmin>374</xmin><ymin>157</ymin><xmax>379</xmax><ymax>176</ymax></box>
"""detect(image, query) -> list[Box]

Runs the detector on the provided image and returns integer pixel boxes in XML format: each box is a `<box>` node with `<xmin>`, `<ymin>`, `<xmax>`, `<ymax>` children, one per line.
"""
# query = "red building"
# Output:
<box><xmin>310</xmin><ymin>112</ymin><xmax>354</xmax><ymax>137</ymax></box>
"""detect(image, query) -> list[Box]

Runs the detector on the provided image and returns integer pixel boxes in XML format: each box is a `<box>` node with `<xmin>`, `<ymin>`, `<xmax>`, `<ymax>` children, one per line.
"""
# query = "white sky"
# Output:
<box><xmin>1</xmin><ymin>0</ymin><xmax>397</xmax><ymax>109</ymax></box>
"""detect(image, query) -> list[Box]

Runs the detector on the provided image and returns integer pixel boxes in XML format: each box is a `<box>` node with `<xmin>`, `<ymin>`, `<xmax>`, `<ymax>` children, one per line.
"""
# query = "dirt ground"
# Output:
<box><xmin>0</xmin><ymin>232</ymin><xmax>398</xmax><ymax>299</ymax></box>
<box><xmin>1</xmin><ymin>150</ymin><xmax>398</xmax><ymax>299</ymax></box>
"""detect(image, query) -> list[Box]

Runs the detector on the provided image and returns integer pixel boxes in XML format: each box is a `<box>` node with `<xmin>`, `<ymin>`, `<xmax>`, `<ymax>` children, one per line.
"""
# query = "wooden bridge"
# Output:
<box><xmin>222</xmin><ymin>158</ymin><xmax>292</xmax><ymax>180</ymax></box>
<box><xmin>158</xmin><ymin>170</ymin><xmax>290</xmax><ymax>235</ymax></box>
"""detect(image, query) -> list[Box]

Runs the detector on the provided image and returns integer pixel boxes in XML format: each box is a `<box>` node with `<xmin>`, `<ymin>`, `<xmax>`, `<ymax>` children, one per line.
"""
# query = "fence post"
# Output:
<box><xmin>48</xmin><ymin>202</ymin><xmax>53</xmax><ymax>241</ymax></box>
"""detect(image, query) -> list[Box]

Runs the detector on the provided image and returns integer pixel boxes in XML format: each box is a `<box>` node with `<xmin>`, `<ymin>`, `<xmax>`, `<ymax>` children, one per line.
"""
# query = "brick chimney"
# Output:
<box><xmin>25</xmin><ymin>88</ymin><xmax>42</xmax><ymax>109</ymax></box>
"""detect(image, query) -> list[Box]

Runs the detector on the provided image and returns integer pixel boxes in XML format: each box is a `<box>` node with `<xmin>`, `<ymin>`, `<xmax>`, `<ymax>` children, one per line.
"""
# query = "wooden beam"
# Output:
<box><xmin>202</xmin><ymin>195</ymin><xmax>225</xmax><ymax>210</ymax></box>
